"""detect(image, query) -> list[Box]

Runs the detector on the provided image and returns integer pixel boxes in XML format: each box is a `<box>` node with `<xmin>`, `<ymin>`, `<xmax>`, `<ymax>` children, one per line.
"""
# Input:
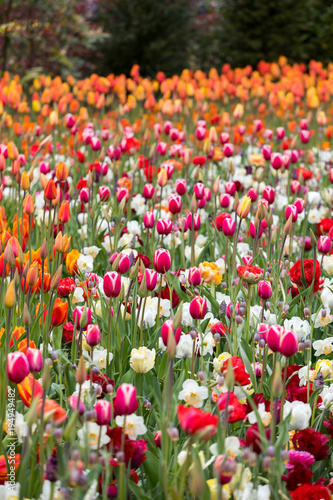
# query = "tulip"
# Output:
<box><xmin>238</xmin><ymin>125</ymin><xmax>246</xmax><ymax>135</ymax></box>
<box><xmin>143</xmin><ymin>184</ymin><xmax>155</xmax><ymax>199</ymax></box>
<box><xmin>214</xmin><ymin>455</ymin><xmax>236</xmax><ymax>485</ymax></box>
<box><xmin>117</xmin><ymin>188</ymin><xmax>129</xmax><ymax>203</ymax></box>
<box><xmin>257</xmin><ymin>323</ymin><xmax>269</xmax><ymax>341</ymax></box>
<box><xmin>55</xmin><ymin>162</ymin><xmax>69</xmax><ymax>182</ymax></box>
<box><xmin>253</xmin><ymin>119</ymin><xmax>262</xmax><ymax>132</ymax></box>
<box><xmin>79</xmin><ymin>188</ymin><xmax>90</xmax><ymax>203</ymax></box>
<box><xmin>65</xmin><ymin>113</ymin><xmax>75</xmax><ymax>128</ymax></box>
<box><xmin>68</xmin><ymin>395</ymin><xmax>85</xmax><ymax>415</ymax></box>
<box><xmin>193</xmin><ymin>182</ymin><xmax>205</xmax><ymax>200</ymax></box>
<box><xmin>300</xmin><ymin>130</ymin><xmax>310</xmax><ymax>143</ymax></box>
<box><xmin>51</xmin><ymin>298</ymin><xmax>69</xmax><ymax>326</ymax></box>
<box><xmin>195</xmin><ymin>126</ymin><xmax>206</xmax><ymax>140</ymax></box>
<box><xmin>175</xmin><ymin>179</ymin><xmax>187</xmax><ymax>196</ymax></box>
<box><xmin>220</xmin><ymin>193</ymin><xmax>230</xmax><ymax>208</ymax></box>
<box><xmin>329</xmin><ymin>169</ymin><xmax>333</xmax><ymax>184</ymax></box>
<box><xmin>283</xmin><ymin>154</ymin><xmax>290</xmax><ymax>169</ymax></box>
<box><xmin>103</xmin><ymin>271</ymin><xmax>121</xmax><ymax>298</ymax></box>
<box><xmin>247</xmin><ymin>188</ymin><xmax>257</xmax><ymax>202</ymax></box>
<box><xmin>95</xmin><ymin>400</ymin><xmax>111</xmax><ymax>425</ymax></box>
<box><xmin>198</xmin><ymin>198</ymin><xmax>206</xmax><ymax>209</ymax></box>
<box><xmin>154</xmin><ymin>249</ymin><xmax>171</xmax><ymax>274</ymax></box>
<box><xmin>154</xmin><ymin>430</ymin><xmax>162</xmax><ymax>448</ymax></box>
<box><xmin>294</xmin><ymin>198</ymin><xmax>305</xmax><ymax>214</ymax></box>
<box><xmin>224</xmin><ymin>182</ymin><xmax>236</xmax><ymax>196</ymax></box>
<box><xmin>161</xmin><ymin>319</ymin><xmax>181</xmax><ymax>347</ymax></box>
<box><xmin>257</xmin><ymin>280</ymin><xmax>273</xmax><ymax>300</ymax></box>
<box><xmin>290</xmin><ymin>150</ymin><xmax>299</xmax><ymax>163</ymax></box>
<box><xmin>188</xmin><ymin>267</ymin><xmax>202</xmax><ymax>286</ymax></box>
<box><xmin>143</xmin><ymin>211</ymin><xmax>155</xmax><ymax>229</ymax></box>
<box><xmin>156</xmin><ymin>219</ymin><xmax>173</xmax><ymax>235</ymax></box>
<box><xmin>44</xmin><ymin>179</ymin><xmax>57</xmax><ymax>200</ymax></box>
<box><xmin>300</xmin><ymin>119</ymin><xmax>308</xmax><ymax>130</ymax></box>
<box><xmin>266</xmin><ymin>325</ymin><xmax>283</xmax><ymax>353</ymax></box>
<box><xmin>58</xmin><ymin>200</ymin><xmax>70</xmax><ymax>223</ymax></box>
<box><xmin>163</xmin><ymin>121</ymin><xmax>172</xmax><ymax>135</ymax></box>
<box><xmin>23</xmin><ymin>194</ymin><xmax>34</xmax><ymax>215</ymax></box>
<box><xmin>163</xmin><ymin>163</ymin><xmax>174</xmax><ymax>179</ymax></box>
<box><xmin>279</xmin><ymin>329</ymin><xmax>298</xmax><ymax>357</ymax></box>
<box><xmin>91</xmin><ymin>137</ymin><xmax>101</xmax><ymax>151</ymax></box>
<box><xmin>290</xmin><ymin>180</ymin><xmax>301</xmax><ymax>195</ymax></box>
<box><xmin>113</xmin><ymin>383</ymin><xmax>138</xmax><ymax>416</ymax></box>
<box><xmin>223</xmin><ymin>143</ymin><xmax>234</xmax><ymax>157</ymax></box>
<box><xmin>117</xmin><ymin>254</ymin><xmax>130</xmax><ymax>274</ymax></box>
<box><xmin>220</xmin><ymin>132</ymin><xmax>229</xmax><ymax>144</ymax></box>
<box><xmin>86</xmin><ymin>324</ymin><xmax>101</xmax><ymax>347</ymax></box>
<box><xmin>285</xmin><ymin>205</ymin><xmax>298</xmax><ymax>223</ymax></box>
<box><xmin>186</xmin><ymin>213</ymin><xmax>201</xmax><ymax>231</ymax></box>
<box><xmin>157</xmin><ymin>142</ymin><xmax>167</xmax><ymax>155</ymax></box>
<box><xmin>204</xmin><ymin>187</ymin><xmax>212</xmax><ymax>202</ymax></box>
<box><xmin>276</xmin><ymin>127</ymin><xmax>285</xmax><ymax>140</ymax></box>
<box><xmin>169</xmin><ymin>128</ymin><xmax>179</xmax><ymax>141</ymax></box>
<box><xmin>73</xmin><ymin>305</ymin><xmax>92</xmax><ymax>329</ymax></box>
<box><xmin>271</xmin><ymin>152</ymin><xmax>283</xmax><ymax>170</ymax></box>
<box><xmin>7</xmin><ymin>352</ymin><xmax>29</xmax><ymax>384</ymax></box>
<box><xmin>107</xmin><ymin>145</ymin><xmax>121</xmax><ymax>160</ymax></box>
<box><xmin>26</xmin><ymin>348</ymin><xmax>43</xmax><ymax>372</ymax></box>
<box><xmin>168</xmin><ymin>194</ymin><xmax>182</xmax><ymax>214</ymax></box>
<box><xmin>143</xmin><ymin>269</ymin><xmax>157</xmax><ymax>291</ymax></box>
<box><xmin>99</xmin><ymin>186</ymin><xmax>110</xmax><ymax>201</ymax></box>
<box><xmin>189</xmin><ymin>296</ymin><xmax>207</xmax><ymax>319</ymax></box>
<box><xmin>222</xmin><ymin>218</ymin><xmax>235</xmax><ymax>237</ymax></box>
<box><xmin>157</xmin><ymin>168</ymin><xmax>168</xmax><ymax>187</ymax></box>
<box><xmin>249</xmin><ymin>222</ymin><xmax>263</xmax><ymax>239</ymax></box>
<box><xmin>237</xmin><ymin>196</ymin><xmax>251</xmax><ymax>219</ymax></box>
<box><xmin>318</xmin><ymin>235</ymin><xmax>332</xmax><ymax>255</ymax></box>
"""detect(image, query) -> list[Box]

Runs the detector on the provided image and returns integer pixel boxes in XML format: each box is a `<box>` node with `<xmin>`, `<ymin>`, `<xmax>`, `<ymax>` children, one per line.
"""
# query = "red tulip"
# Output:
<box><xmin>103</xmin><ymin>271</ymin><xmax>121</xmax><ymax>298</ymax></box>
<box><xmin>7</xmin><ymin>352</ymin><xmax>29</xmax><ymax>384</ymax></box>
<box><xmin>113</xmin><ymin>383</ymin><xmax>138</xmax><ymax>416</ymax></box>
<box><xmin>177</xmin><ymin>404</ymin><xmax>218</xmax><ymax>440</ymax></box>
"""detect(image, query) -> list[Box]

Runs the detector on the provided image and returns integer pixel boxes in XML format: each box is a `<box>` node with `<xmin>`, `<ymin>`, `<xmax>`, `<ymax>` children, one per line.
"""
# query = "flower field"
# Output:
<box><xmin>1</xmin><ymin>58</ymin><xmax>333</xmax><ymax>499</ymax></box>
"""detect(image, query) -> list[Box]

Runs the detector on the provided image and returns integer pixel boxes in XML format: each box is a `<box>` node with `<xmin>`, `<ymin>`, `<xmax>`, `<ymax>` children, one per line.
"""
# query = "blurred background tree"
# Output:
<box><xmin>1</xmin><ymin>0</ymin><xmax>333</xmax><ymax>77</ymax></box>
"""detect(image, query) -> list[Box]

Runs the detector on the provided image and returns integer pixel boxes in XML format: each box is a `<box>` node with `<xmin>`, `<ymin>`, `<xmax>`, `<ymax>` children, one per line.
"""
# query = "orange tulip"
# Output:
<box><xmin>18</xmin><ymin>373</ymin><xmax>44</xmax><ymax>407</ymax></box>
<box><xmin>51</xmin><ymin>298</ymin><xmax>68</xmax><ymax>326</ymax></box>
<box><xmin>37</xmin><ymin>398</ymin><xmax>67</xmax><ymax>425</ymax></box>
<box><xmin>58</xmin><ymin>201</ymin><xmax>70</xmax><ymax>223</ymax></box>
<box><xmin>0</xmin><ymin>454</ymin><xmax>20</xmax><ymax>484</ymax></box>
<box><xmin>66</xmin><ymin>249</ymin><xmax>81</xmax><ymax>275</ymax></box>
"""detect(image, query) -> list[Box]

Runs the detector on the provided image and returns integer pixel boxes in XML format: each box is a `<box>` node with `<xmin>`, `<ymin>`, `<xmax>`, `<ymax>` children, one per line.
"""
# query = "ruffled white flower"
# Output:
<box><xmin>284</xmin><ymin>317</ymin><xmax>310</xmax><ymax>341</ymax></box>
<box><xmin>178</xmin><ymin>379</ymin><xmax>208</xmax><ymax>408</ymax></box>
<box><xmin>72</xmin><ymin>286</ymin><xmax>84</xmax><ymax>304</ymax></box>
<box><xmin>115</xmin><ymin>414</ymin><xmax>147</xmax><ymax>440</ymax></box>
<box><xmin>323</xmin><ymin>256</ymin><xmax>333</xmax><ymax>277</ymax></box>
<box><xmin>298</xmin><ymin>363</ymin><xmax>316</xmax><ymax>386</ymax></box>
<box><xmin>92</xmin><ymin>348</ymin><xmax>113</xmax><ymax>369</ymax></box>
<box><xmin>321</xmin><ymin>278</ymin><xmax>333</xmax><ymax>308</ymax></box>
<box><xmin>284</xmin><ymin>401</ymin><xmax>311</xmax><ymax>430</ymax></box>
<box><xmin>130</xmin><ymin>347</ymin><xmax>155</xmax><ymax>373</ymax></box>
<box><xmin>83</xmin><ymin>246</ymin><xmax>101</xmax><ymax>258</ymax></box>
<box><xmin>313</xmin><ymin>337</ymin><xmax>333</xmax><ymax>356</ymax></box>
<box><xmin>78</xmin><ymin>422</ymin><xmax>110</xmax><ymax>449</ymax></box>
<box><xmin>131</xmin><ymin>194</ymin><xmax>147</xmax><ymax>215</ymax></box>
<box><xmin>127</xmin><ymin>220</ymin><xmax>141</xmax><ymax>235</ymax></box>
<box><xmin>175</xmin><ymin>335</ymin><xmax>193</xmax><ymax>358</ymax></box>
<box><xmin>195</xmin><ymin>331</ymin><xmax>214</xmax><ymax>356</ymax></box>
<box><xmin>318</xmin><ymin>383</ymin><xmax>333</xmax><ymax>411</ymax></box>
<box><xmin>164</xmin><ymin>232</ymin><xmax>182</xmax><ymax>249</ymax></box>
<box><xmin>247</xmin><ymin>403</ymin><xmax>271</xmax><ymax>427</ymax></box>
<box><xmin>0</xmin><ymin>483</ymin><xmax>20</xmax><ymax>499</ymax></box>
<box><xmin>77</xmin><ymin>255</ymin><xmax>94</xmax><ymax>275</ymax></box>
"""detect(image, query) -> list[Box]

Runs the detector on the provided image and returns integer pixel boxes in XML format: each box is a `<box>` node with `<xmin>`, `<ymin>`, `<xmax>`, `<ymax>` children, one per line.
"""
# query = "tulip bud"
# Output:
<box><xmin>168</xmin><ymin>194</ymin><xmax>182</xmax><ymax>214</ymax></box>
<box><xmin>175</xmin><ymin>179</ymin><xmax>187</xmax><ymax>196</ymax></box>
<box><xmin>143</xmin><ymin>268</ymin><xmax>157</xmax><ymax>291</ymax></box>
<box><xmin>7</xmin><ymin>352</ymin><xmax>29</xmax><ymax>384</ymax></box>
<box><xmin>73</xmin><ymin>305</ymin><xmax>92</xmax><ymax>329</ymax></box>
<box><xmin>76</xmin><ymin>356</ymin><xmax>87</xmax><ymax>385</ymax></box>
<box><xmin>157</xmin><ymin>168</ymin><xmax>168</xmax><ymax>187</ymax></box>
<box><xmin>272</xmin><ymin>362</ymin><xmax>283</xmax><ymax>397</ymax></box>
<box><xmin>138</xmin><ymin>274</ymin><xmax>148</xmax><ymax>298</ymax></box>
<box><xmin>266</xmin><ymin>325</ymin><xmax>283</xmax><ymax>353</ymax></box>
<box><xmin>271</xmin><ymin>153</ymin><xmax>283</xmax><ymax>170</ymax></box>
<box><xmin>283</xmin><ymin>214</ymin><xmax>293</xmax><ymax>235</ymax></box>
<box><xmin>310</xmin><ymin>229</ymin><xmax>317</xmax><ymax>248</ymax></box>
<box><xmin>4</xmin><ymin>280</ymin><xmax>16</xmax><ymax>309</ymax></box>
<box><xmin>186</xmin><ymin>213</ymin><xmax>200</xmax><ymax>231</ymax></box>
<box><xmin>222</xmin><ymin>218</ymin><xmax>235</xmax><ymax>237</ymax></box>
<box><xmin>143</xmin><ymin>184</ymin><xmax>155</xmax><ymax>199</ymax></box>
<box><xmin>143</xmin><ymin>211</ymin><xmax>155</xmax><ymax>229</ymax></box>
<box><xmin>94</xmin><ymin>400</ymin><xmax>111</xmax><ymax>426</ymax></box>
<box><xmin>129</xmin><ymin>259</ymin><xmax>140</xmax><ymax>280</ymax></box>
<box><xmin>161</xmin><ymin>319</ymin><xmax>181</xmax><ymax>347</ymax></box>
<box><xmin>51</xmin><ymin>265</ymin><xmax>63</xmax><ymax>290</ymax></box>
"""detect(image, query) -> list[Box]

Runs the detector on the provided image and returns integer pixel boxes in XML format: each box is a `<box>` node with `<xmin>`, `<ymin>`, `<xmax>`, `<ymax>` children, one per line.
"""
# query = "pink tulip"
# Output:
<box><xmin>279</xmin><ymin>329</ymin><xmax>298</xmax><ymax>357</ymax></box>
<box><xmin>90</xmin><ymin>137</ymin><xmax>101</xmax><ymax>151</ymax></box>
<box><xmin>266</xmin><ymin>325</ymin><xmax>283</xmax><ymax>353</ymax></box>
<box><xmin>99</xmin><ymin>186</ymin><xmax>110</xmax><ymax>201</ymax></box>
<box><xmin>220</xmin><ymin>193</ymin><xmax>230</xmax><ymax>209</ymax></box>
<box><xmin>195</xmin><ymin>126</ymin><xmax>206</xmax><ymax>140</ymax></box>
<box><xmin>285</xmin><ymin>205</ymin><xmax>298</xmax><ymax>223</ymax></box>
<box><xmin>276</xmin><ymin>127</ymin><xmax>285</xmax><ymax>140</ymax></box>
<box><xmin>271</xmin><ymin>152</ymin><xmax>283</xmax><ymax>170</ymax></box>
<box><xmin>300</xmin><ymin>130</ymin><xmax>310</xmax><ymax>143</ymax></box>
<box><xmin>193</xmin><ymin>182</ymin><xmax>205</xmax><ymax>200</ymax></box>
<box><xmin>114</xmin><ymin>383</ymin><xmax>138</xmax><ymax>416</ymax></box>
<box><xmin>263</xmin><ymin>186</ymin><xmax>275</xmax><ymax>204</ymax></box>
<box><xmin>86</xmin><ymin>324</ymin><xmax>101</xmax><ymax>347</ymax></box>
<box><xmin>79</xmin><ymin>188</ymin><xmax>90</xmax><ymax>203</ymax></box>
<box><xmin>143</xmin><ymin>184</ymin><xmax>155</xmax><ymax>199</ymax></box>
<box><xmin>73</xmin><ymin>306</ymin><xmax>92</xmax><ymax>329</ymax></box>
<box><xmin>154</xmin><ymin>249</ymin><xmax>171</xmax><ymax>274</ymax></box>
<box><xmin>169</xmin><ymin>128</ymin><xmax>179</xmax><ymax>141</ymax></box>
<box><xmin>95</xmin><ymin>400</ymin><xmax>111</xmax><ymax>425</ymax></box>
<box><xmin>168</xmin><ymin>194</ymin><xmax>182</xmax><ymax>214</ymax></box>
<box><xmin>257</xmin><ymin>280</ymin><xmax>272</xmax><ymax>300</ymax></box>
<box><xmin>223</xmin><ymin>143</ymin><xmax>234</xmax><ymax>157</ymax></box>
<box><xmin>143</xmin><ymin>269</ymin><xmax>158</xmax><ymax>291</ymax></box>
<box><xmin>65</xmin><ymin>113</ymin><xmax>75</xmax><ymax>128</ymax></box>
<box><xmin>318</xmin><ymin>235</ymin><xmax>332</xmax><ymax>255</ymax></box>
<box><xmin>186</xmin><ymin>213</ymin><xmax>201</xmax><ymax>231</ymax></box>
<box><xmin>143</xmin><ymin>211</ymin><xmax>155</xmax><ymax>229</ymax></box>
<box><xmin>175</xmin><ymin>179</ymin><xmax>187</xmax><ymax>196</ymax></box>
<box><xmin>26</xmin><ymin>348</ymin><xmax>43</xmax><ymax>373</ymax></box>
<box><xmin>7</xmin><ymin>352</ymin><xmax>29</xmax><ymax>384</ymax></box>
<box><xmin>262</xmin><ymin>144</ymin><xmax>272</xmax><ymax>161</ymax></box>
<box><xmin>189</xmin><ymin>296</ymin><xmax>207</xmax><ymax>319</ymax></box>
<box><xmin>247</xmin><ymin>188</ymin><xmax>258</xmax><ymax>202</ymax></box>
<box><xmin>224</xmin><ymin>182</ymin><xmax>236</xmax><ymax>196</ymax></box>
<box><xmin>157</xmin><ymin>142</ymin><xmax>167</xmax><ymax>155</ymax></box>
<box><xmin>103</xmin><ymin>271</ymin><xmax>121</xmax><ymax>298</ymax></box>
<box><xmin>220</xmin><ymin>132</ymin><xmax>230</xmax><ymax>144</ymax></box>
<box><xmin>116</xmin><ymin>188</ymin><xmax>129</xmax><ymax>203</ymax></box>
<box><xmin>188</xmin><ymin>267</ymin><xmax>202</xmax><ymax>286</ymax></box>
<box><xmin>156</xmin><ymin>219</ymin><xmax>173</xmax><ymax>235</ymax></box>
<box><xmin>161</xmin><ymin>319</ymin><xmax>181</xmax><ymax>347</ymax></box>
<box><xmin>222</xmin><ymin>218</ymin><xmax>235</xmax><ymax>237</ymax></box>
<box><xmin>294</xmin><ymin>198</ymin><xmax>305</xmax><ymax>214</ymax></box>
